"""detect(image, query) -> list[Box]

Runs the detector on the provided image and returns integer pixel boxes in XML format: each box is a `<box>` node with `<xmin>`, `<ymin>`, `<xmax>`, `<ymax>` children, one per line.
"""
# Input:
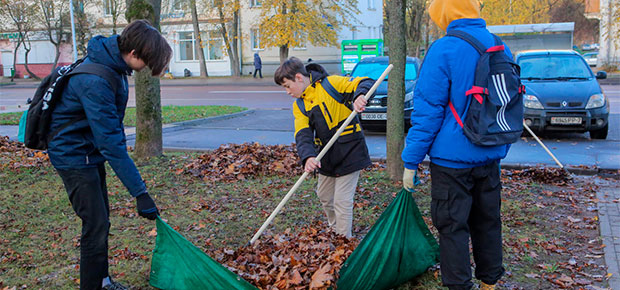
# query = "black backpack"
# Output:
<box><xmin>446</xmin><ymin>30</ymin><xmax>524</xmax><ymax>146</ymax></box>
<box><xmin>23</xmin><ymin>57</ymin><xmax>119</xmax><ymax>150</ymax></box>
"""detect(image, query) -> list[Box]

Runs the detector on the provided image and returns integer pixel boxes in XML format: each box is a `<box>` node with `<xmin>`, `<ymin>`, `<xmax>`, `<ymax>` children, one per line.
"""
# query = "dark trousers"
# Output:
<box><xmin>430</xmin><ymin>161</ymin><xmax>504</xmax><ymax>290</ymax></box>
<box><xmin>57</xmin><ymin>164</ymin><xmax>110</xmax><ymax>290</ymax></box>
<box><xmin>253</xmin><ymin>68</ymin><xmax>262</xmax><ymax>78</ymax></box>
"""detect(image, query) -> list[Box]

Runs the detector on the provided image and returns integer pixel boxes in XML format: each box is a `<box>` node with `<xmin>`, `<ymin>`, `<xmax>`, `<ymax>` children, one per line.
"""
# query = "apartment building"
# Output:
<box><xmin>0</xmin><ymin>0</ymin><xmax>383</xmax><ymax>78</ymax></box>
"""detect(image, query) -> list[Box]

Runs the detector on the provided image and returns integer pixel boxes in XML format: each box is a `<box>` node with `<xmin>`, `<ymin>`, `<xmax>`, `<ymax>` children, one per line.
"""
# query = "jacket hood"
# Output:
<box><xmin>428</xmin><ymin>0</ymin><xmax>480</xmax><ymax>31</ymax></box>
<box><xmin>87</xmin><ymin>35</ymin><xmax>131</xmax><ymax>74</ymax></box>
<box><xmin>306</xmin><ymin>63</ymin><xmax>329</xmax><ymax>85</ymax></box>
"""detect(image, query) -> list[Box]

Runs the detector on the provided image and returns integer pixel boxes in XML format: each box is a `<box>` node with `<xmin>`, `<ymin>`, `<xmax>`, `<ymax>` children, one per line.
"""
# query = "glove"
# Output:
<box><xmin>403</xmin><ymin>168</ymin><xmax>418</xmax><ymax>192</ymax></box>
<box><xmin>136</xmin><ymin>193</ymin><xmax>159</xmax><ymax>220</ymax></box>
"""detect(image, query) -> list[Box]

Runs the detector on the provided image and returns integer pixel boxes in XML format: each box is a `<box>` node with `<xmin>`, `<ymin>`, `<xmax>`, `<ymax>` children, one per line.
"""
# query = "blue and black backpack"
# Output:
<box><xmin>446</xmin><ymin>30</ymin><xmax>524</xmax><ymax>146</ymax></box>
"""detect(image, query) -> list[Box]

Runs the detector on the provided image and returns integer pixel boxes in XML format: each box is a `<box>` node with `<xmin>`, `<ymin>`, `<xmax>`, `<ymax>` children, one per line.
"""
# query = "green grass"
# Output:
<box><xmin>0</xmin><ymin>112</ymin><xmax>23</xmax><ymax>125</ymax></box>
<box><xmin>0</xmin><ymin>105</ymin><xmax>246</xmax><ymax>126</ymax></box>
<box><xmin>0</xmin><ymin>155</ymin><xmax>440</xmax><ymax>289</ymax></box>
<box><xmin>0</xmin><ymin>155</ymin><xmax>608</xmax><ymax>289</ymax></box>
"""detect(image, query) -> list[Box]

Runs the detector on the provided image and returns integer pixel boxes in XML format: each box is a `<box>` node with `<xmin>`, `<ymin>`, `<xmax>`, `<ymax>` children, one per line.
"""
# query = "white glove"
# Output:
<box><xmin>403</xmin><ymin>168</ymin><xmax>417</xmax><ymax>192</ymax></box>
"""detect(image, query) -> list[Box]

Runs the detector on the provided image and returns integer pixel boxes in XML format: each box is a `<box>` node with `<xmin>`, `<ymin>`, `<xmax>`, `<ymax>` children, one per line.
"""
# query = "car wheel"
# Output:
<box><xmin>590</xmin><ymin>124</ymin><xmax>608</xmax><ymax>140</ymax></box>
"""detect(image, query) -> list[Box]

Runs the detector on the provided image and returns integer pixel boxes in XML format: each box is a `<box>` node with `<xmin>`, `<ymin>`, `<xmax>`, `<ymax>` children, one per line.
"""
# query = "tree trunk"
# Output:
<box><xmin>279</xmin><ymin>44</ymin><xmax>289</xmax><ymax>64</ymax></box>
<box><xmin>127</xmin><ymin>0</ymin><xmax>164</xmax><ymax>159</ymax></box>
<box><xmin>190</xmin><ymin>0</ymin><xmax>208</xmax><ymax>77</ymax></box>
<box><xmin>22</xmin><ymin>35</ymin><xmax>41</xmax><ymax>80</ymax></box>
<box><xmin>217</xmin><ymin>0</ymin><xmax>240</xmax><ymax>76</ymax></box>
<box><xmin>10</xmin><ymin>40</ymin><xmax>21</xmax><ymax>82</ymax></box>
<box><xmin>385</xmin><ymin>0</ymin><xmax>406</xmax><ymax>181</ymax></box>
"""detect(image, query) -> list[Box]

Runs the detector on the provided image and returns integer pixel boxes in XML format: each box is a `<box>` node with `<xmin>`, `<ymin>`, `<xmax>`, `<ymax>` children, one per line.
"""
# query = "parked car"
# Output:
<box><xmin>350</xmin><ymin>56</ymin><xmax>421</xmax><ymax>131</ymax></box>
<box><xmin>516</xmin><ymin>50</ymin><xmax>609</xmax><ymax>139</ymax></box>
<box><xmin>583</xmin><ymin>52</ymin><xmax>598</xmax><ymax>67</ymax></box>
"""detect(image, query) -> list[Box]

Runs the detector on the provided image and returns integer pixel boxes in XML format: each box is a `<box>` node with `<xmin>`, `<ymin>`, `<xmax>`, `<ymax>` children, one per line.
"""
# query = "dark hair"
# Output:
<box><xmin>274</xmin><ymin>57</ymin><xmax>310</xmax><ymax>85</ymax></box>
<box><xmin>118</xmin><ymin>20</ymin><xmax>172</xmax><ymax>76</ymax></box>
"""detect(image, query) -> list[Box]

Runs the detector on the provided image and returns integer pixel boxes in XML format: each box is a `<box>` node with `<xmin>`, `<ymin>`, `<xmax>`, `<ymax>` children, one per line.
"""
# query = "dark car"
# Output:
<box><xmin>350</xmin><ymin>56</ymin><xmax>420</xmax><ymax>131</ymax></box>
<box><xmin>516</xmin><ymin>50</ymin><xmax>609</xmax><ymax>139</ymax></box>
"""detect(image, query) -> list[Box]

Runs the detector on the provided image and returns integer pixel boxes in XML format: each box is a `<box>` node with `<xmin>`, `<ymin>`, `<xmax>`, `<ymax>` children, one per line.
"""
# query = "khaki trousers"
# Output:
<box><xmin>316</xmin><ymin>170</ymin><xmax>360</xmax><ymax>238</ymax></box>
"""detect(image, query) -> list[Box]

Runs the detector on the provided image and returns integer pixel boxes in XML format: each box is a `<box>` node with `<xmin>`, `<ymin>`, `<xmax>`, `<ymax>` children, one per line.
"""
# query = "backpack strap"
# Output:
<box><xmin>68</xmin><ymin>63</ymin><xmax>120</xmax><ymax>91</ymax></box>
<box><xmin>320</xmin><ymin>77</ymin><xmax>345</xmax><ymax>103</ymax></box>
<box><xmin>295</xmin><ymin>98</ymin><xmax>309</xmax><ymax>117</ymax></box>
<box><xmin>446</xmin><ymin>30</ymin><xmax>487</xmax><ymax>55</ymax></box>
<box><xmin>47</xmin><ymin>63</ymin><xmax>121</xmax><ymax>142</ymax></box>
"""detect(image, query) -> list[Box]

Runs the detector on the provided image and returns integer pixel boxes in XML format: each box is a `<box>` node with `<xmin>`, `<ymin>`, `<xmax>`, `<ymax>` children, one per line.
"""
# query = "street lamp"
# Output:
<box><xmin>69</xmin><ymin>0</ymin><xmax>78</xmax><ymax>61</ymax></box>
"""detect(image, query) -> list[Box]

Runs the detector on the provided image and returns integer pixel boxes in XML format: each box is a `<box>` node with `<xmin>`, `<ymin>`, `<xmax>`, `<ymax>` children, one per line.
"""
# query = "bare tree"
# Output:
<box><xmin>104</xmin><ymin>0</ymin><xmax>125</xmax><ymax>34</ymax></box>
<box><xmin>190</xmin><ymin>0</ymin><xmax>208</xmax><ymax>77</ymax></box>
<box><xmin>37</xmin><ymin>0</ymin><xmax>69</xmax><ymax>72</ymax></box>
<box><xmin>1</xmin><ymin>0</ymin><xmax>41</xmax><ymax>80</ymax></box>
<box><xmin>215</xmin><ymin>0</ymin><xmax>240</xmax><ymax>76</ymax></box>
<box><xmin>385</xmin><ymin>0</ymin><xmax>406</xmax><ymax>181</ymax></box>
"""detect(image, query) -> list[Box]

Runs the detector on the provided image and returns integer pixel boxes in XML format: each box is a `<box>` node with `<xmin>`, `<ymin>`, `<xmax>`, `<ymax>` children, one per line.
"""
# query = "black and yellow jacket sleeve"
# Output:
<box><xmin>293</xmin><ymin>64</ymin><xmax>374</xmax><ymax>177</ymax></box>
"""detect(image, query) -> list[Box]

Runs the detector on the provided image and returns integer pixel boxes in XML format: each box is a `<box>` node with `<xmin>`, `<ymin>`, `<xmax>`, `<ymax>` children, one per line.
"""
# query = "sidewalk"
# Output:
<box><xmin>0</xmin><ymin>75</ymin><xmax>279</xmax><ymax>89</ymax></box>
<box><xmin>596</xmin><ymin>181</ymin><xmax>620</xmax><ymax>290</ymax></box>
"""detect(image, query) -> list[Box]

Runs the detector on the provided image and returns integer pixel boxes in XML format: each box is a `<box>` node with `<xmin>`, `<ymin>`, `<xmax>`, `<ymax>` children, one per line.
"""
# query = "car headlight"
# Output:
<box><xmin>523</xmin><ymin>94</ymin><xmax>544</xmax><ymax>109</ymax></box>
<box><xmin>404</xmin><ymin>91</ymin><xmax>414</xmax><ymax>109</ymax></box>
<box><xmin>585</xmin><ymin>93</ymin><xmax>605</xmax><ymax>109</ymax></box>
<box><xmin>368</xmin><ymin>97</ymin><xmax>382</xmax><ymax>107</ymax></box>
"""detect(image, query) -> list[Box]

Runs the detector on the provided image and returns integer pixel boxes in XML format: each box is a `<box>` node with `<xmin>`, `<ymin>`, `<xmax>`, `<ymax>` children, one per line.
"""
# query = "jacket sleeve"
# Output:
<box><xmin>328</xmin><ymin>76</ymin><xmax>374</xmax><ymax>103</ymax></box>
<box><xmin>293</xmin><ymin>101</ymin><xmax>316</xmax><ymax>165</ymax></box>
<box><xmin>76</xmin><ymin>75</ymin><xmax>147</xmax><ymax>197</ymax></box>
<box><xmin>401</xmin><ymin>42</ymin><xmax>451</xmax><ymax>169</ymax></box>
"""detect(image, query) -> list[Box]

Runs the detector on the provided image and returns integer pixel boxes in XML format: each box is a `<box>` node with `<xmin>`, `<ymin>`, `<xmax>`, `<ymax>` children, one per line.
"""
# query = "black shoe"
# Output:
<box><xmin>103</xmin><ymin>281</ymin><xmax>128</xmax><ymax>290</ymax></box>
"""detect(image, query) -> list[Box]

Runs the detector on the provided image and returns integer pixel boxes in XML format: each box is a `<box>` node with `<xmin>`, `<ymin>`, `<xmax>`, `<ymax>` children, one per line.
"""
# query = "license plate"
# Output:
<box><xmin>361</xmin><ymin>113</ymin><xmax>387</xmax><ymax>120</ymax></box>
<box><xmin>550</xmin><ymin>117</ymin><xmax>582</xmax><ymax>125</ymax></box>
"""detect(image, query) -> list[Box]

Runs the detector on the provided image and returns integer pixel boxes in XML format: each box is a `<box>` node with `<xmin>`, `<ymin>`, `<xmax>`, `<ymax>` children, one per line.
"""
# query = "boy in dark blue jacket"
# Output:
<box><xmin>48</xmin><ymin>20</ymin><xmax>171</xmax><ymax>290</ymax></box>
<box><xmin>401</xmin><ymin>1</ymin><xmax>512</xmax><ymax>289</ymax></box>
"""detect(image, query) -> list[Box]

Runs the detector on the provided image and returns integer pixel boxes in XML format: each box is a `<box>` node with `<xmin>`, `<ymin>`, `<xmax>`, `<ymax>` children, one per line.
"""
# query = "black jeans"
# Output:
<box><xmin>57</xmin><ymin>163</ymin><xmax>110</xmax><ymax>290</ymax></box>
<box><xmin>430</xmin><ymin>162</ymin><xmax>505</xmax><ymax>290</ymax></box>
<box><xmin>253</xmin><ymin>68</ymin><xmax>262</xmax><ymax>78</ymax></box>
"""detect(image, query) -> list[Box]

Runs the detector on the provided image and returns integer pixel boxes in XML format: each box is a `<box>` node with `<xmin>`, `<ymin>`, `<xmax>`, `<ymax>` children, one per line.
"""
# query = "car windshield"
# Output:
<box><xmin>518</xmin><ymin>55</ymin><xmax>593</xmax><ymax>80</ymax></box>
<box><xmin>351</xmin><ymin>62</ymin><xmax>418</xmax><ymax>80</ymax></box>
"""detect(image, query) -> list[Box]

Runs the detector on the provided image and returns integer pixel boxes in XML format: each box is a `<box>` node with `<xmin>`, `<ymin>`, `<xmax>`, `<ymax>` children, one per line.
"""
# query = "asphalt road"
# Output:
<box><xmin>1</xmin><ymin>83</ymin><xmax>619</xmax><ymax>169</ymax></box>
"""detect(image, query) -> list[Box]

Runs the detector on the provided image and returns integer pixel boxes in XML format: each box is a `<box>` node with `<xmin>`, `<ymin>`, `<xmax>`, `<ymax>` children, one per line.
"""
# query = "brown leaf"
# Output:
<box><xmin>310</xmin><ymin>263</ymin><xmax>333</xmax><ymax>289</ymax></box>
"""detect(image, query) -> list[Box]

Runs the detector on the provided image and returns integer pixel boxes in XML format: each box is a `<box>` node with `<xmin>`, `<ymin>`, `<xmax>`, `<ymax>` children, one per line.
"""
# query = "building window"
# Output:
<box><xmin>251</xmin><ymin>28</ymin><xmax>262</xmax><ymax>50</ymax></box>
<box><xmin>203</xmin><ymin>30</ymin><xmax>224</xmax><ymax>60</ymax></box>
<box><xmin>179</xmin><ymin>32</ymin><xmax>195</xmax><ymax>61</ymax></box>
<box><xmin>172</xmin><ymin>0</ymin><xmax>186</xmax><ymax>11</ymax></box>
<box><xmin>178</xmin><ymin>31</ymin><xmax>225</xmax><ymax>61</ymax></box>
<box><xmin>368</xmin><ymin>0</ymin><xmax>375</xmax><ymax>10</ymax></box>
<box><xmin>250</xmin><ymin>0</ymin><xmax>261</xmax><ymax>7</ymax></box>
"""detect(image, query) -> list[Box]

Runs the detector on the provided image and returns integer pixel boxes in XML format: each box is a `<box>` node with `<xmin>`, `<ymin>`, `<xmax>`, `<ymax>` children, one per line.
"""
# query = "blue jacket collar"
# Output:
<box><xmin>446</xmin><ymin>18</ymin><xmax>487</xmax><ymax>32</ymax></box>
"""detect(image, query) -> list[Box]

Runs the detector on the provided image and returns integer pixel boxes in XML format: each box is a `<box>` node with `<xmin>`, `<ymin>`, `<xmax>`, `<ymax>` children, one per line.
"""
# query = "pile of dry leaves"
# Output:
<box><xmin>183</xmin><ymin>143</ymin><xmax>303</xmax><ymax>182</ymax></box>
<box><xmin>0</xmin><ymin>136</ymin><xmax>48</xmax><ymax>170</ymax></box>
<box><xmin>214</xmin><ymin>224</ymin><xmax>359</xmax><ymax>290</ymax></box>
<box><xmin>507</xmin><ymin>167</ymin><xmax>573</xmax><ymax>185</ymax></box>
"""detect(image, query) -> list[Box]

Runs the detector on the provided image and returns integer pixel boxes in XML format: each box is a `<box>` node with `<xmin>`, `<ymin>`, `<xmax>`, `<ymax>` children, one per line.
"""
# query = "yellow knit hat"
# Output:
<box><xmin>428</xmin><ymin>0</ymin><xmax>481</xmax><ymax>31</ymax></box>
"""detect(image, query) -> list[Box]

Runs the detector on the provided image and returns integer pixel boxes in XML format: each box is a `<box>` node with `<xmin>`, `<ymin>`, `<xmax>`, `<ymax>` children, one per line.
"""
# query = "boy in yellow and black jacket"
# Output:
<box><xmin>274</xmin><ymin>57</ymin><xmax>374</xmax><ymax>238</ymax></box>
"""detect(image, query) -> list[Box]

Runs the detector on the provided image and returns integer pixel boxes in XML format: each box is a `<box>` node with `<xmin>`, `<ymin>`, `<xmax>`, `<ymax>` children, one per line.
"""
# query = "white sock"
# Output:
<box><xmin>102</xmin><ymin>277</ymin><xmax>111</xmax><ymax>287</ymax></box>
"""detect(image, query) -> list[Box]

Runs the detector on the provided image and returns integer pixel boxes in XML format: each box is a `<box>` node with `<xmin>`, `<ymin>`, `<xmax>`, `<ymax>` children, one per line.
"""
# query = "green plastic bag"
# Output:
<box><xmin>149</xmin><ymin>217</ymin><xmax>258</xmax><ymax>290</ymax></box>
<box><xmin>17</xmin><ymin>110</ymin><xmax>27</xmax><ymax>143</ymax></box>
<box><xmin>337</xmin><ymin>189</ymin><xmax>439</xmax><ymax>290</ymax></box>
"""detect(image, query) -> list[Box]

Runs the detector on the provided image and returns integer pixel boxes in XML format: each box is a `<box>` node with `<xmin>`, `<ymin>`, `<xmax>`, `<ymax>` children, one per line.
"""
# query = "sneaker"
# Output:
<box><xmin>480</xmin><ymin>282</ymin><xmax>495</xmax><ymax>290</ymax></box>
<box><xmin>103</xmin><ymin>281</ymin><xmax>128</xmax><ymax>290</ymax></box>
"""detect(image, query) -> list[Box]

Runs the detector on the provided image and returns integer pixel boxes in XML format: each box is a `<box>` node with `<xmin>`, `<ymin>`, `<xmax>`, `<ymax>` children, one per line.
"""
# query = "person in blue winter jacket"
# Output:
<box><xmin>48</xmin><ymin>20</ymin><xmax>171</xmax><ymax>290</ymax></box>
<box><xmin>401</xmin><ymin>0</ymin><xmax>513</xmax><ymax>289</ymax></box>
<box><xmin>253</xmin><ymin>52</ymin><xmax>263</xmax><ymax>78</ymax></box>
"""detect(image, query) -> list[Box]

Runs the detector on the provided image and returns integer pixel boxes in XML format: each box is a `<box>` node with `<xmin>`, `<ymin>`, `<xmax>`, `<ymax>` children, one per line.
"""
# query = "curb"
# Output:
<box><xmin>1</xmin><ymin>80</ymin><xmax>278</xmax><ymax>89</ymax></box>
